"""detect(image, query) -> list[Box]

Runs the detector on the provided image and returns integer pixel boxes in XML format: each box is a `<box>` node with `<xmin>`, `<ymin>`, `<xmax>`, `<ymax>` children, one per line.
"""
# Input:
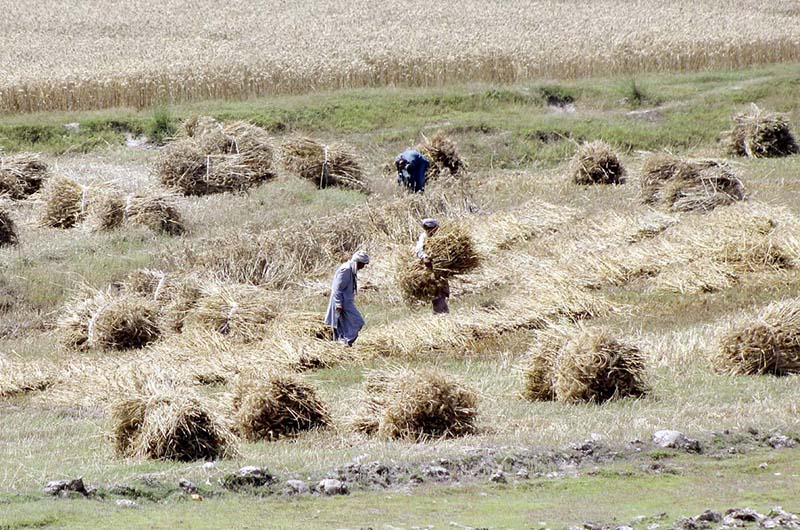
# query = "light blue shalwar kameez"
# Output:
<box><xmin>324</xmin><ymin>261</ymin><xmax>365</xmax><ymax>346</ymax></box>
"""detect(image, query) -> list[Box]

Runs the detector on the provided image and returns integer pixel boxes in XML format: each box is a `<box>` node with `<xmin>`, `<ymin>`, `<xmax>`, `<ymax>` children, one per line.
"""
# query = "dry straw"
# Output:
<box><xmin>39</xmin><ymin>175</ymin><xmax>97</xmax><ymax>228</ymax></box>
<box><xmin>570</xmin><ymin>140</ymin><xmax>625</xmax><ymax>185</ymax></box>
<box><xmin>232</xmin><ymin>372</ymin><xmax>331</xmax><ymax>441</ymax></box>
<box><xmin>281</xmin><ymin>136</ymin><xmax>367</xmax><ymax>192</ymax></box>
<box><xmin>417</xmin><ymin>131</ymin><xmax>465</xmax><ymax>178</ymax></box>
<box><xmin>641</xmin><ymin>153</ymin><xmax>745</xmax><ymax>212</ymax></box>
<box><xmin>715</xmin><ymin>299</ymin><xmax>800</xmax><ymax>376</ymax></box>
<box><xmin>111</xmin><ymin>377</ymin><xmax>236</xmax><ymax>461</ymax></box>
<box><xmin>123</xmin><ymin>269</ymin><xmax>202</xmax><ymax>332</ymax></box>
<box><xmin>58</xmin><ymin>289</ymin><xmax>161</xmax><ymax>351</ymax></box>
<box><xmin>185</xmin><ymin>282</ymin><xmax>278</xmax><ymax>341</ymax></box>
<box><xmin>727</xmin><ymin>104</ymin><xmax>799</xmax><ymax>158</ymax></box>
<box><xmin>523</xmin><ymin>329</ymin><xmax>648</xmax><ymax>403</ymax></box>
<box><xmin>0</xmin><ymin>153</ymin><xmax>48</xmax><ymax>199</ymax></box>
<box><xmin>157</xmin><ymin>118</ymin><xmax>276</xmax><ymax>196</ymax></box>
<box><xmin>0</xmin><ymin>208</ymin><xmax>18</xmax><ymax>246</ymax></box>
<box><xmin>89</xmin><ymin>192</ymin><xmax>185</xmax><ymax>235</ymax></box>
<box><xmin>354</xmin><ymin>367</ymin><xmax>478</xmax><ymax>440</ymax></box>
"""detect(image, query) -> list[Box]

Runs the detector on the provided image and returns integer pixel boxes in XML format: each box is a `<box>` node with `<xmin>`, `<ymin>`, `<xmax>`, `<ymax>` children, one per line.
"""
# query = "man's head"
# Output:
<box><xmin>351</xmin><ymin>250</ymin><xmax>370</xmax><ymax>270</ymax></box>
<box><xmin>421</xmin><ymin>218</ymin><xmax>440</xmax><ymax>235</ymax></box>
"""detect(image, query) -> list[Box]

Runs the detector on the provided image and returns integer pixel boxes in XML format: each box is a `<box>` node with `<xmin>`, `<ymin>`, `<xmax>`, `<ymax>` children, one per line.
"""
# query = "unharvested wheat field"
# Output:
<box><xmin>3</xmin><ymin>1</ymin><xmax>800</xmax><ymax>112</ymax></box>
<box><xmin>2</xmin><ymin>59</ymin><xmax>800</xmax><ymax>528</ymax></box>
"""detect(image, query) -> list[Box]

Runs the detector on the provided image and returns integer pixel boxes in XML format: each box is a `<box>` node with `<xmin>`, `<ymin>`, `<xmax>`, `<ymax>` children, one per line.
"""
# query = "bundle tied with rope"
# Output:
<box><xmin>0</xmin><ymin>153</ymin><xmax>49</xmax><ymax>199</ymax></box>
<box><xmin>397</xmin><ymin>223</ymin><xmax>482</xmax><ymax>303</ymax></box>
<box><xmin>89</xmin><ymin>191</ymin><xmax>185</xmax><ymax>235</ymax></box>
<box><xmin>40</xmin><ymin>176</ymin><xmax>105</xmax><ymax>229</ymax></box>
<box><xmin>58</xmin><ymin>289</ymin><xmax>161</xmax><ymax>351</ymax></box>
<box><xmin>281</xmin><ymin>136</ymin><xmax>368</xmax><ymax>192</ymax></box>
<box><xmin>184</xmin><ymin>282</ymin><xmax>278</xmax><ymax>342</ymax></box>
<box><xmin>156</xmin><ymin>117</ymin><xmax>276</xmax><ymax>196</ymax></box>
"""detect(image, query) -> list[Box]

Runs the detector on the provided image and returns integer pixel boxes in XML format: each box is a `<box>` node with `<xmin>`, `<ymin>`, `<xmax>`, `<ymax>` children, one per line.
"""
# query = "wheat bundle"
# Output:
<box><xmin>90</xmin><ymin>192</ymin><xmax>185</xmax><ymax>235</ymax></box>
<box><xmin>222</xmin><ymin>121</ymin><xmax>276</xmax><ymax>179</ymax></box>
<box><xmin>550</xmin><ymin>330</ymin><xmax>648</xmax><ymax>403</ymax></box>
<box><xmin>123</xmin><ymin>270</ymin><xmax>202</xmax><ymax>332</ymax></box>
<box><xmin>715</xmin><ymin>299</ymin><xmax>800</xmax><ymax>376</ymax></box>
<box><xmin>186</xmin><ymin>282</ymin><xmax>277</xmax><ymax>341</ymax></box>
<box><xmin>396</xmin><ymin>256</ymin><xmax>450</xmax><ymax>303</ymax></box>
<box><xmin>0</xmin><ymin>208</ymin><xmax>18</xmax><ymax>247</ymax></box>
<box><xmin>727</xmin><ymin>105</ymin><xmax>799</xmax><ymax>158</ymax></box>
<box><xmin>182</xmin><ymin>115</ymin><xmax>224</xmax><ymax>140</ymax></box>
<box><xmin>521</xmin><ymin>333</ymin><xmax>564</xmax><ymax>401</ymax></box>
<box><xmin>354</xmin><ymin>368</ymin><xmax>478</xmax><ymax>440</ymax></box>
<box><xmin>58</xmin><ymin>290</ymin><xmax>161</xmax><ymax>351</ymax></box>
<box><xmin>418</xmin><ymin>131</ymin><xmax>465</xmax><ymax>178</ymax></box>
<box><xmin>0</xmin><ymin>357</ymin><xmax>55</xmax><ymax>398</ymax></box>
<box><xmin>0</xmin><ymin>153</ymin><xmax>48</xmax><ymax>199</ymax></box>
<box><xmin>281</xmin><ymin>136</ymin><xmax>367</xmax><ymax>192</ymax></box>
<box><xmin>232</xmin><ymin>372</ymin><xmax>331</xmax><ymax>441</ymax></box>
<box><xmin>570</xmin><ymin>140</ymin><xmax>625</xmax><ymax>185</ymax></box>
<box><xmin>111</xmin><ymin>380</ymin><xmax>236</xmax><ymax>461</ymax></box>
<box><xmin>40</xmin><ymin>176</ymin><xmax>101</xmax><ymax>228</ymax></box>
<box><xmin>641</xmin><ymin>153</ymin><xmax>745</xmax><ymax>212</ymax></box>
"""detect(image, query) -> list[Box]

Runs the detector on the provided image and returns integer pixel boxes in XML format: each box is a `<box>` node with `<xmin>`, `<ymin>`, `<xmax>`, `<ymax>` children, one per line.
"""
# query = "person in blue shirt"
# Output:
<box><xmin>395</xmin><ymin>149</ymin><xmax>430</xmax><ymax>193</ymax></box>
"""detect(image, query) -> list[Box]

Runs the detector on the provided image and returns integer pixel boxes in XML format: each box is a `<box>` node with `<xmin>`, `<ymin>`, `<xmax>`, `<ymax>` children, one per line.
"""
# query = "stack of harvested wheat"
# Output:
<box><xmin>281</xmin><ymin>136</ymin><xmax>367</xmax><ymax>192</ymax></box>
<box><xmin>397</xmin><ymin>223</ymin><xmax>481</xmax><ymax>303</ymax></box>
<box><xmin>727</xmin><ymin>105</ymin><xmax>799</xmax><ymax>159</ymax></box>
<box><xmin>0</xmin><ymin>208</ymin><xmax>18</xmax><ymax>246</ymax></box>
<box><xmin>570</xmin><ymin>140</ymin><xmax>625</xmax><ymax>185</ymax></box>
<box><xmin>232</xmin><ymin>372</ymin><xmax>331</xmax><ymax>441</ymax></box>
<box><xmin>157</xmin><ymin>117</ymin><xmax>275</xmax><ymax>196</ymax></box>
<box><xmin>112</xmin><ymin>378</ymin><xmax>236</xmax><ymax>461</ymax></box>
<box><xmin>89</xmin><ymin>192</ymin><xmax>185</xmax><ymax>235</ymax></box>
<box><xmin>641</xmin><ymin>153</ymin><xmax>745</xmax><ymax>212</ymax></box>
<box><xmin>39</xmin><ymin>176</ymin><xmax>108</xmax><ymax>229</ymax></box>
<box><xmin>58</xmin><ymin>289</ymin><xmax>161</xmax><ymax>351</ymax></box>
<box><xmin>279</xmin><ymin>311</ymin><xmax>334</xmax><ymax>341</ymax></box>
<box><xmin>417</xmin><ymin>130</ymin><xmax>465</xmax><ymax>178</ymax></box>
<box><xmin>354</xmin><ymin>368</ymin><xmax>478</xmax><ymax>440</ymax></box>
<box><xmin>185</xmin><ymin>282</ymin><xmax>278</xmax><ymax>341</ymax></box>
<box><xmin>123</xmin><ymin>269</ymin><xmax>201</xmax><ymax>332</ymax></box>
<box><xmin>0</xmin><ymin>153</ymin><xmax>48</xmax><ymax>199</ymax></box>
<box><xmin>523</xmin><ymin>329</ymin><xmax>648</xmax><ymax>403</ymax></box>
<box><xmin>0</xmin><ymin>356</ymin><xmax>55</xmax><ymax>398</ymax></box>
<box><xmin>714</xmin><ymin>299</ymin><xmax>800</xmax><ymax>376</ymax></box>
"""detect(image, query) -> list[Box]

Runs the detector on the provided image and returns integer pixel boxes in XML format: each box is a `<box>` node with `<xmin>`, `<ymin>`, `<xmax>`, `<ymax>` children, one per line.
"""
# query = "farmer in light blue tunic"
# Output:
<box><xmin>395</xmin><ymin>149</ymin><xmax>430</xmax><ymax>193</ymax></box>
<box><xmin>324</xmin><ymin>251</ymin><xmax>370</xmax><ymax>346</ymax></box>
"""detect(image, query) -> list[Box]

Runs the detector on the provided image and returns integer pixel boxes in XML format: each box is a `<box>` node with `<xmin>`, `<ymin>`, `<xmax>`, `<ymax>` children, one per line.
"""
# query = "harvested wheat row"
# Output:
<box><xmin>111</xmin><ymin>378</ymin><xmax>236</xmax><ymax>461</ymax></box>
<box><xmin>123</xmin><ymin>270</ymin><xmax>202</xmax><ymax>332</ymax></box>
<box><xmin>277</xmin><ymin>311</ymin><xmax>334</xmax><ymax>341</ymax></box>
<box><xmin>727</xmin><ymin>105</ymin><xmax>799</xmax><ymax>158</ymax></box>
<box><xmin>0</xmin><ymin>357</ymin><xmax>56</xmax><ymax>398</ymax></box>
<box><xmin>0</xmin><ymin>208</ymin><xmax>18</xmax><ymax>247</ymax></box>
<box><xmin>58</xmin><ymin>289</ymin><xmax>161</xmax><ymax>351</ymax></box>
<box><xmin>641</xmin><ymin>153</ymin><xmax>745</xmax><ymax>212</ymax></box>
<box><xmin>523</xmin><ymin>329</ymin><xmax>648</xmax><ymax>403</ymax></box>
<box><xmin>185</xmin><ymin>282</ymin><xmax>278</xmax><ymax>341</ymax></box>
<box><xmin>232</xmin><ymin>372</ymin><xmax>331</xmax><ymax>441</ymax></box>
<box><xmin>281</xmin><ymin>136</ymin><xmax>367</xmax><ymax>192</ymax></box>
<box><xmin>0</xmin><ymin>153</ymin><xmax>48</xmax><ymax>199</ymax></box>
<box><xmin>570</xmin><ymin>140</ymin><xmax>625</xmax><ymax>185</ymax></box>
<box><xmin>89</xmin><ymin>192</ymin><xmax>185</xmax><ymax>235</ymax></box>
<box><xmin>417</xmin><ymin>131</ymin><xmax>465</xmax><ymax>178</ymax></box>
<box><xmin>354</xmin><ymin>368</ymin><xmax>478</xmax><ymax>440</ymax></box>
<box><xmin>715</xmin><ymin>299</ymin><xmax>800</xmax><ymax>376</ymax></box>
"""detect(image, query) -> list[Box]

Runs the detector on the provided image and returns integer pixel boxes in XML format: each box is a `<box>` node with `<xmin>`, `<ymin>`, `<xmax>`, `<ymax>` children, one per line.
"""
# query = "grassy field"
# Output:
<box><xmin>3</xmin><ymin>1</ymin><xmax>800</xmax><ymax>112</ymax></box>
<box><xmin>2</xmin><ymin>63</ymin><xmax>800</xmax><ymax>527</ymax></box>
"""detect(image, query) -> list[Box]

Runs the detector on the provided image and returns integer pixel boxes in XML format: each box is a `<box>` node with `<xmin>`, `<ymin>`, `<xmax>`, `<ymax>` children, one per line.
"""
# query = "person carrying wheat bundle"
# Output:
<box><xmin>415</xmin><ymin>218</ymin><xmax>450</xmax><ymax>314</ymax></box>
<box><xmin>395</xmin><ymin>149</ymin><xmax>430</xmax><ymax>193</ymax></box>
<box><xmin>324</xmin><ymin>251</ymin><xmax>371</xmax><ymax>347</ymax></box>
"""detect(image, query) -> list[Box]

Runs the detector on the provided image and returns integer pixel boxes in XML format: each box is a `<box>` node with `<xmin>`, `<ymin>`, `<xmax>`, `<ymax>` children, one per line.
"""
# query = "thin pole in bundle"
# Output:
<box><xmin>320</xmin><ymin>145</ymin><xmax>330</xmax><ymax>189</ymax></box>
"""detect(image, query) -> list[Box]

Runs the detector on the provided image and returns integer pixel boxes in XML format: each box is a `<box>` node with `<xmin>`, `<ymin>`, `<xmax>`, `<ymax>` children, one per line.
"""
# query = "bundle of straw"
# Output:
<box><xmin>727</xmin><ymin>105</ymin><xmax>799</xmax><ymax>158</ymax></box>
<box><xmin>40</xmin><ymin>176</ymin><xmax>97</xmax><ymax>228</ymax></box>
<box><xmin>0</xmin><ymin>153</ymin><xmax>48</xmax><ymax>199</ymax></box>
<box><xmin>569</xmin><ymin>140</ymin><xmax>625</xmax><ymax>185</ymax></box>
<box><xmin>641</xmin><ymin>153</ymin><xmax>745</xmax><ymax>212</ymax></box>
<box><xmin>111</xmin><ymin>378</ymin><xmax>236</xmax><ymax>461</ymax></box>
<box><xmin>281</xmin><ymin>136</ymin><xmax>368</xmax><ymax>192</ymax></box>
<box><xmin>58</xmin><ymin>289</ymin><xmax>161</xmax><ymax>351</ymax></box>
<box><xmin>232</xmin><ymin>372</ymin><xmax>331</xmax><ymax>441</ymax></box>
<box><xmin>185</xmin><ymin>282</ymin><xmax>278</xmax><ymax>341</ymax></box>
<box><xmin>715</xmin><ymin>299</ymin><xmax>800</xmax><ymax>376</ymax></box>
<box><xmin>89</xmin><ymin>192</ymin><xmax>185</xmax><ymax>235</ymax></box>
<box><xmin>417</xmin><ymin>130</ymin><xmax>465</xmax><ymax>178</ymax></box>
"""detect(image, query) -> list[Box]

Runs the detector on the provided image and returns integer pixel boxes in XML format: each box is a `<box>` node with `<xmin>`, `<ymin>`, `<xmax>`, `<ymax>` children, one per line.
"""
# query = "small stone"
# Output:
<box><xmin>767</xmin><ymin>434</ymin><xmax>796</xmax><ymax>449</ymax></box>
<box><xmin>44</xmin><ymin>478</ymin><xmax>87</xmax><ymax>497</ymax></box>
<box><xmin>115</xmin><ymin>499</ymin><xmax>138</xmax><ymax>508</ymax></box>
<box><xmin>489</xmin><ymin>471</ymin><xmax>506</xmax><ymax>484</ymax></box>
<box><xmin>653</xmin><ymin>430</ymin><xmax>701</xmax><ymax>452</ymax></box>
<box><xmin>221</xmin><ymin>466</ymin><xmax>274</xmax><ymax>490</ymax></box>
<box><xmin>190</xmin><ymin>493</ymin><xmax>203</xmax><ymax>502</ymax></box>
<box><xmin>317</xmin><ymin>479</ymin><xmax>348</xmax><ymax>496</ymax></box>
<box><xmin>63</xmin><ymin>122</ymin><xmax>81</xmax><ymax>133</ymax></box>
<box><xmin>422</xmin><ymin>465</ymin><xmax>450</xmax><ymax>479</ymax></box>
<box><xmin>286</xmin><ymin>479</ymin><xmax>309</xmax><ymax>495</ymax></box>
<box><xmin>515</xmin><ymin>468</ymin><xmax>530</xmax><ymax>479</ymax></box>
<box><xmin>617</xmin><ymin>526</ymin><xmax>634</xmax><ymax>530</ymax></box>
<box><xmin>759</xmin><ymin>462</ymin><xmax>769</xmax><ymax>469</ymax></box>
<box><xmin>178</xmin><ymin>478</ymin><xmax>197</xmax><ymax>493</ymax></box>
<box><xmin>694</xmin><ymin>510</ymin><xmax>722</xmax><ymax>523</ymax></box>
